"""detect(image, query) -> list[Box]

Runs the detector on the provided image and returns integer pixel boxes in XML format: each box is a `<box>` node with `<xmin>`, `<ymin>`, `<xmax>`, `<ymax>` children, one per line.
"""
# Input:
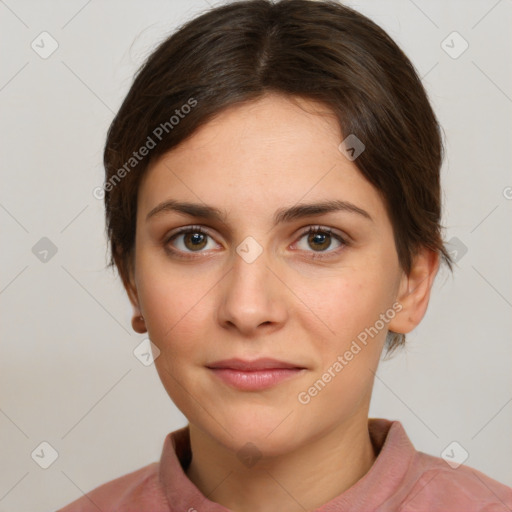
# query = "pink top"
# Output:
<box><xmin>57</xmin><ymin>418</ymin><xmax>512</xmax><ymax>511</ymax></box>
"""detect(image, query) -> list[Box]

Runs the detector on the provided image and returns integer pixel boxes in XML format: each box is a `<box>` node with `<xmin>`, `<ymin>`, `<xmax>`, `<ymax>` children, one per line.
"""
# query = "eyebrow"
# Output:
<box><xmin>146</xmin><ymin>199</ymin><xmax>373</xmax><ymax>225</ymax></box>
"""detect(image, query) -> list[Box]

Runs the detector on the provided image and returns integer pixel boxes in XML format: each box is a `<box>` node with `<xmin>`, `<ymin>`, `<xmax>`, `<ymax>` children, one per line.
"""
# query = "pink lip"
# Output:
<box><xmin>206</xmin><ymin>358</ymin><xmax>306</xmax><ymax>391</ymax></box>
<box><xmin>207</xmin><ymin>358</ymin><xmax>304</xmax><ymax>371</ymax></box>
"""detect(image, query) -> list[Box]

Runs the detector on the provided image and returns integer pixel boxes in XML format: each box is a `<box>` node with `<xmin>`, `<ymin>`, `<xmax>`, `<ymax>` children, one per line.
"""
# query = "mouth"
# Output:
<box><xmin>206</xmin><ymin>358</ymin><xmax>307</xmax><ymax>391</ymax></box>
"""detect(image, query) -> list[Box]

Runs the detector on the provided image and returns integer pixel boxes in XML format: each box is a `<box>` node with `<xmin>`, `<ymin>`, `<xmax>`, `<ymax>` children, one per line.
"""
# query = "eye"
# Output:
<box><xmin>293</xmin><ymin>226</ymin><xmax>347</xmax><ymax>258</ymax></box>
<box><xmin>165</xmin><ymin>225</ymin><xmax>219</xmax><ymax>257</ymax></box>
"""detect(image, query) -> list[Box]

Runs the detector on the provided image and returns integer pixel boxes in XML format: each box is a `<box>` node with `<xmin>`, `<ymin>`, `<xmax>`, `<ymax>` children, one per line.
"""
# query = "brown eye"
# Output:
<box><xmin>307</xmin><ymin>230</ymin><xmax>332</xmax><ymax>251</ymax></box>
<box><xmin>165</xmin><ymin>226</ymin><xmax>217</xmax><ymax>256</ymax></box>
<box><xmin>182</xmin><ymin>231</ymin><xmax>208</xmax><ymax>251</ymax></box>
<box><xmin>294</xmin><ymin>226</ymin><xmax>347</xmax><ymax>258</ymax></box>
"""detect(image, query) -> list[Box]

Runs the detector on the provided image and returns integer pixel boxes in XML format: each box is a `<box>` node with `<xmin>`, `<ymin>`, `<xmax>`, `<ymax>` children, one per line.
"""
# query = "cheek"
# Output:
<box><xmin>136</xmin><ymin>253</ymin><xmax>217</xmax><ymax>356</ymax></box>
<box><xmin>136</xmin><ymin>260</ymin><xmax>215</xmax><ymax>413</ymax></box>
<box><xmin>294</xmin><ymin>271</ymin><xmax>390</xmax><ymax>415</ymax></box>
<box><xmin>298</xmin><ymin>265</ymin><xmax>394</xmax><ymax>345</ymax></box>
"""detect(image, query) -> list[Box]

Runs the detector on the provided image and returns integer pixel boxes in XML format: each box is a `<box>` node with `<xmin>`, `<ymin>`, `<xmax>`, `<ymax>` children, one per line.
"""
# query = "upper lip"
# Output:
<box><xmin>206</xmin><ymin>358</ymin><xmax>305</xmax><ymax>371</ymax></box>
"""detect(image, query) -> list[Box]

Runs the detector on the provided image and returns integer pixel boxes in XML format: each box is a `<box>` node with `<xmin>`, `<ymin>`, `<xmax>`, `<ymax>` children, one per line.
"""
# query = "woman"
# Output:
<box><xmin>58</xmin><ymin>0</ymin><xmax>512</xmax><ymax>510</ymax></box>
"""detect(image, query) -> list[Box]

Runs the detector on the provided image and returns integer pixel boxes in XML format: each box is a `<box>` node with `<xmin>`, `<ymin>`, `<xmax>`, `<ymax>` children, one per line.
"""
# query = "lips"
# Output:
<box><xmin>206</xmin><ymin>358</ymin><xmax>306</xmax><ymax>391</ymax></box>
<box><xmin>206</xmin><ymin>358</ymin><xmax>305</xmax><ymax>371</ymax></box>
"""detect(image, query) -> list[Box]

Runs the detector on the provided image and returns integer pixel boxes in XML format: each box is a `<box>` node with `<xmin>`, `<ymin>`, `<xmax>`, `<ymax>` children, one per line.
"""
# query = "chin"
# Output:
<box><xmin>202</xmin><ymin>413</ymin><xmax>307</xmax><ymax>458</ymax></box>
<box><xmin>231</xmin><ymin>430</ymin><xmax>302</xmax><ymax>462</ymax></box>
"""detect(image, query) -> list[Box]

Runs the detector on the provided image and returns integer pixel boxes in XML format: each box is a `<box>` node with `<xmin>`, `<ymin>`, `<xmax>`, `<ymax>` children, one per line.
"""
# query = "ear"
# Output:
<box><xmin>388</xmin><ymin>248</ymin><xmax>440</xmax><ymax>334</ymax></box>
<box><xmin>121</xmin><ymin>261</ymin><xmax>147</xmax><ymax>334</ymax></box>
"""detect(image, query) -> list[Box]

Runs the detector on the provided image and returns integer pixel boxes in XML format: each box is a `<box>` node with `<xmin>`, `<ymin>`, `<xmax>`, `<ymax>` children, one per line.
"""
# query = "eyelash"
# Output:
<box><xmin>164</xmin><ymin>225</ymin><xmax>348</xmax><ymax>260</ymax></box>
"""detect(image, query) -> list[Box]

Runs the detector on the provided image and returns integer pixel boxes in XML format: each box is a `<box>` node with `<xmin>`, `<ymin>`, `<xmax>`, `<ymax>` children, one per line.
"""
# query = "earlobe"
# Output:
<box><xmin>388</xmin><ymin>249</ymin><xmax>440</xmax><ymax>335</ymax></box>
<box><xmin>129</xmin><ymin>288</ymin><xmax>147</xmax><ymax>334</ymax></box>
<box><xmin>122</xmin><ymin>267</ymin><xmax>147</xmax><ymax>334</ymax></box>
<box><xmin>131</xmin><ymin>313</ymin><xmax>147</xmax><ymax>334</ymax></box>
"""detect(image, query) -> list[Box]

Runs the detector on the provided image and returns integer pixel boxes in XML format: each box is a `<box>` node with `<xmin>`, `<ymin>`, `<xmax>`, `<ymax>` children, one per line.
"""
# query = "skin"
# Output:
<box><xmin>125</xmin><ymin>93</ymin><xmax>439</xmax><ymax>512</ymax></box>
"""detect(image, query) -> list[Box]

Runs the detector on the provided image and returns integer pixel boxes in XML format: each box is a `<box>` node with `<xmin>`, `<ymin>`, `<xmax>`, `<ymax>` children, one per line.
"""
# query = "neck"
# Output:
<box><xmin>185</xmin><ymin>414</ymin><xmax>376</xmax><ymax>512</ymax></box>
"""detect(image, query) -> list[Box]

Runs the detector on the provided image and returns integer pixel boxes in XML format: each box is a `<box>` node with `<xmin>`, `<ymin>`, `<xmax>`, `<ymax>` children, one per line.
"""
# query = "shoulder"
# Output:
<box><xmin>56</xmin><ymin>462</ymin><xmax>168</xmax><ymax>512</ymax></box>
<box><xmin>398</xmin><ymin>451</ymin><xmax>512</xmax><ymax>512</ymax></box>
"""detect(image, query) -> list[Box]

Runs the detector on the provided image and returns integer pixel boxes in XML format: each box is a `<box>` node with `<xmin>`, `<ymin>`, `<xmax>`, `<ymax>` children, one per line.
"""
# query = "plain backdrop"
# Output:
<box><xmin>0</xmin><ymin>0</ymin><xmax>511</xmax><ymax>510</ymax></box>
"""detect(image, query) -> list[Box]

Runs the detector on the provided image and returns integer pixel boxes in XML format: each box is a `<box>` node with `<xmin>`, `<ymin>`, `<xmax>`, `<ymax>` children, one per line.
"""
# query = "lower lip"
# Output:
<box><xmin>208</xmin><ymin>368</ymin><xmax>305</xmax><ymax>391</ymax></box>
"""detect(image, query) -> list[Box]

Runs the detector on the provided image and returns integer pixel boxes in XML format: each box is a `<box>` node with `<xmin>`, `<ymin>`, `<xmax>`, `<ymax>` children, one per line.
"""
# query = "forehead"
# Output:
<box><xmin>137</xmin><ymin>94</ymin><xmax>387</xmax><ymax>226</ymax></box>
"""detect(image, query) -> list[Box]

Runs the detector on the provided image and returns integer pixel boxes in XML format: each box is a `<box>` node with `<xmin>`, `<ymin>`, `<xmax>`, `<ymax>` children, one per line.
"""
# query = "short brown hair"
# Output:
<box><xmin>103</xmin><ymin>0</ymin><xmax>453</xmax><ymax>354</ymax></box>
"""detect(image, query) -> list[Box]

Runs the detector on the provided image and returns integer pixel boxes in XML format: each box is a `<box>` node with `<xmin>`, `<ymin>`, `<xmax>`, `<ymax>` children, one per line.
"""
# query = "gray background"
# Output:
<box><xmin>0</xmin><ymin>0</ymin><xmax>511</xmax><ymax>510</ymax></box>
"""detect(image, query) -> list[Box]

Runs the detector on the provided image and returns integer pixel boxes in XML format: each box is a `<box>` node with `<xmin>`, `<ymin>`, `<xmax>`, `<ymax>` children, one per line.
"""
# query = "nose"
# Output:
<box><xmin>216</xmin><ymin>243</ymin><xmax>288</xmax><ymax>338</ymax></box>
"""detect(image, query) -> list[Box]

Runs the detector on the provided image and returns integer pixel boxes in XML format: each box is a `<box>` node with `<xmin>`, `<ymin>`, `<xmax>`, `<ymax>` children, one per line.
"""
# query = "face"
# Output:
<box><xmin>129</xmin><ymin>93</ymin><xmax>406</xmax><ymax>456</ymax></box>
